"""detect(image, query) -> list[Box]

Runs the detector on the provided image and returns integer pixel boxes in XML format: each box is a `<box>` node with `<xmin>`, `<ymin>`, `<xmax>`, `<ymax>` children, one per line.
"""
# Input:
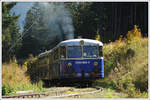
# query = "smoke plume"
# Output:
<box><xmin>35</xmin><ymin>3</ymin><xmax>74</xmax><ymax>44</ymax></box>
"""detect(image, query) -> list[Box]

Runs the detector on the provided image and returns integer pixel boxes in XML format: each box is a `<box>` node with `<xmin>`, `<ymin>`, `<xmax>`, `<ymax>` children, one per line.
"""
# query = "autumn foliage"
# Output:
<box><xmin>95</xmin><ymin>25</ymin><xmax>148</xmax><ymax>98</ymax></box>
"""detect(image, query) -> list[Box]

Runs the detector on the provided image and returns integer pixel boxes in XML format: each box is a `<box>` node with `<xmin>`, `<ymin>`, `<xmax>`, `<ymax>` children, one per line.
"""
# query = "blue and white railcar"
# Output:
<box><xmin>58</xmin><ymin>39</ymin><xmax>104</xmax><ymax>79</ymax></box>
<box><xmin>36</xmin><ymin>39</ymin><xmax>104</xmax><ymax>81</ymax></box>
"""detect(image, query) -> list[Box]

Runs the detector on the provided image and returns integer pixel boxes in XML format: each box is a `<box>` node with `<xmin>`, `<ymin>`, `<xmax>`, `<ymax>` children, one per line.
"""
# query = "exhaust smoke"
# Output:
<box><xmin>35</xmin><ymin>3</ymin><xmax>74</xmax><ymax>45</ymax></box>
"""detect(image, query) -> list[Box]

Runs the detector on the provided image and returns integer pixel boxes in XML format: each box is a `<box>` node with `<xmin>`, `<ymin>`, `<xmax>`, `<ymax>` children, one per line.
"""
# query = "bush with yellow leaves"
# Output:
<box><xmin>95</xmin><ymin>25</ymin><xmax>148</xmax><ymax>98</ymax></box>
<box><xmin>127</xmin><ymin>25</ymin><xmax>141</xmax><ymax>40</ymax></box>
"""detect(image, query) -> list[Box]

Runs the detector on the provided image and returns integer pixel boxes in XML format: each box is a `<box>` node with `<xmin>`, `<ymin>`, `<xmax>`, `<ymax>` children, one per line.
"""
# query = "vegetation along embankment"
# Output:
<box><xmin>94</xmin><ymin>25</ymin><xmax>148</xmax><ymax>98</ymax></box>
<box><xmin>2</xmin><ymin>62</ymin><xmax>44</xmax><ymax>96</ymax></box>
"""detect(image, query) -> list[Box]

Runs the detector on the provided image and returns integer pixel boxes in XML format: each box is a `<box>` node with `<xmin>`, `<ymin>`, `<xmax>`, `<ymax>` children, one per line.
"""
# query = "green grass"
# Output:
<box><xmin>79</xmin><ymin>88</ymin><xmax>128</xmax><ymax>98</ymax></box>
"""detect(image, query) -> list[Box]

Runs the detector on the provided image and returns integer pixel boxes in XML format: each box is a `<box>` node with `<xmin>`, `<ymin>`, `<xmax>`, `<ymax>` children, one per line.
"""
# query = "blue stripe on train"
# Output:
<box><xmin>60</xmin><ymin>58</ymin><xmax>104</xmax><ymax>78</ymax></box>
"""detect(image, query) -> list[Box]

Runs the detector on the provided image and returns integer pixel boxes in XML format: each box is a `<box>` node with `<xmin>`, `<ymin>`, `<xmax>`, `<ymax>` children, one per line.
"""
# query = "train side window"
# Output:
<box><xmin>39</xmin><ymin>57</ymin><xmax>43</xmax><ymax>65</ymax></box>
<box><xmin>49</xmin><ymin>54</ymin><xmax>52</xmax><ymax>64</ymax></box>
<box><xmin>44</xmin><ymin>57</ymin><xmax>47</xmax><ymax>64</ymax></box>
<box><xmin>50</xmin><ymin>53</ymin><xmax>52</xmax><ymax>63</ymax></box>
<box><xmin>54</xmin><ymin>50</ymin><xmax>56</xmax><ymax>60</ymax></box>
<box><xmin>52</xmin><ymin>51</ymin><xmax>54</xmax><ymax>62</ymax></box>
<box><xmin>99</xmin><ymin>46</ymin><xmax>103</xmax><ymax>57</ymax></box>
<box><xmin>54</xmin><ymin>48</ymin><xmax>59</xmax><ymax>60</ymax></box>
<box><xmin>60</xmin><ymin>46</ymin><xmax>66</xmax><ymax>58</ymax></box>
<box><xmin>42</xmin><ymin>57</ymin><xmax>45</xmax><ymax>65</ymax></box>
<box><xmin>56</xmin><ymin>48</ymin><xmax>59</xmax><ymax>59</ymax></box>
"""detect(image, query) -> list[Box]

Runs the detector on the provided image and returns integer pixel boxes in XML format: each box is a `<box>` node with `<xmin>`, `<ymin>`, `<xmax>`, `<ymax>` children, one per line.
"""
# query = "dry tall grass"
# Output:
<box><xmin>2</xmin><ymin>63</ymin><xmax>30</xmax><ymax>87</ymax></box>
<box><xmin>2</xmin><ymin>62</ymin><xmax>44</xmax><ymax>95</ymax></box>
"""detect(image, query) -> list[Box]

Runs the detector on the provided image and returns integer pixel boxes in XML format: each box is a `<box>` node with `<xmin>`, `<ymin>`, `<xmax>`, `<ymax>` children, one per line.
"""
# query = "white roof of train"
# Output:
<box><xmin>38</xmin><ymin>39</ymin><xmax>103</xmax><ymax>57</ymax></box>
<box><xmin>38</xmin><ymin>50</ymin><xmax>52</xmax><ymax>57</ymax></box>
<box><xmin>58</xmin><ymin>39</ymin><xmax>103</xmax><ymax>46</ymax></box>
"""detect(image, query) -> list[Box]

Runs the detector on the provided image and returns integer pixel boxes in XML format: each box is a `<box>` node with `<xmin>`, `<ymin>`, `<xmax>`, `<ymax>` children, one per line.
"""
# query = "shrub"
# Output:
<box><xmin>127</xmin><ymin>25</ymin><xmax>141</xmax><ymax>41</ymax></box>
<box><xmin>98</xmin><ymin>25</ymin><xmax>148</xmax><ymax>97</ymax></box>
<box><xmin>2</xmin><ymin>85</ymin><xmax>15</xmax><ymax>95</ymax></box>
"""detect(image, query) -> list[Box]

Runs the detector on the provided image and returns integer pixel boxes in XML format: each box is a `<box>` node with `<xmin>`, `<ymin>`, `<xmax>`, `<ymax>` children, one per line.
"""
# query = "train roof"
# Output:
<box><xmin>58</xmin><ymin>39</ymin><xmax>103</xmax><ymax>46</ymax></box>
<box><xmin>38</xmin><ymin>39</ymin><xmax>103</xmax><ymax>58</ymax></box>
<box><xmin>38</xmin><ymin>50</ymin><xmax>52</xmax><ymax>57</ymax></box>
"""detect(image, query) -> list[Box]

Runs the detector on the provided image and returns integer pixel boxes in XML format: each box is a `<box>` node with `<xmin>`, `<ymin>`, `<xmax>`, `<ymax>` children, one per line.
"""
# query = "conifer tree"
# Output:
<box><xmin>2</xmin><ymin>2</ymin><xmax>21</xmax><ymax>62</ymax></box>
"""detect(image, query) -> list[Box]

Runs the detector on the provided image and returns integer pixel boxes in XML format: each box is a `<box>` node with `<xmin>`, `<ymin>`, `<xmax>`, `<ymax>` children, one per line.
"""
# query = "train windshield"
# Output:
<box><xmin>83</xmin><ymin>46</ymin><xmax>98</xmax><ymax>58</ymax></box>
<box><xmin>67</xmin><ymin>46</ymin><xmax>82</xmax><ymax>58</ymax></box>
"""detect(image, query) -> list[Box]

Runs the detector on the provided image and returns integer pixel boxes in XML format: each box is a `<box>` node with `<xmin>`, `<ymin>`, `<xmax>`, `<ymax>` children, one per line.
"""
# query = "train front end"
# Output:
<box><xmin>59</xmin><ymin>39</ymin><xmax>104</xmax><ymax>79</ymax></box>
<box><xmin>61</xmin><ymin>58</ymin><xmax>104</xmax><ymax>79</ymax></box>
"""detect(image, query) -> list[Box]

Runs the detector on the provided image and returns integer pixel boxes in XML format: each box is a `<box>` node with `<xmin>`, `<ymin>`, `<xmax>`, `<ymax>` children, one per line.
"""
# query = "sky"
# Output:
<box><xmin>11</xmin><ymin>2</ymin><xmax>34</xmax><ymax>32</ymax></box>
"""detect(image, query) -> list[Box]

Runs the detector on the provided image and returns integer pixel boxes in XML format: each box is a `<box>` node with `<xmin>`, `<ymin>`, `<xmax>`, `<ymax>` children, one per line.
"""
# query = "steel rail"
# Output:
<box><xmin>52</xmin><ymin>87</ymin><xmax>102</xmax><ymax>98</ymax></box>
<box><xmin>2</xmin><ymin>88</ymin><xmax>73</xmax><ymax>98</ymax></box>
<box><xmin>2</xmin><ymin>87</ymin><xmax>102</xmax><ymax>98</ymax></box>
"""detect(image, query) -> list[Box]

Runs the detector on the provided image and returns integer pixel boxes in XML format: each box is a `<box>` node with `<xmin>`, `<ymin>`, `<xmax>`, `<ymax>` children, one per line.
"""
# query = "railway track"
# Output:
<box><xmin>2</xmin><ymin>88</ymin><xmax>73</xmax><ymax>98</ymax></box>
<box><xmin>2</xmin><ymin>87</ymin><xmax>102</xmax><ymax>98</ymax></box>
<box><xmin>51</xmin><ymin>87</ymin><xmax>102</xmax><ymax>98</ymax></box>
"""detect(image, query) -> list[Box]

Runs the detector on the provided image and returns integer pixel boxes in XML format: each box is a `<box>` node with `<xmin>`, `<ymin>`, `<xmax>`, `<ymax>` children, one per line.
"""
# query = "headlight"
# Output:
<box><xmin>93</xmin><ymin>62</ymin><xmax>98</xmax><ymax>66</ymax></box>
<box><xmin>68</xmin><ymin>62</ymin><xmax>72</xmax><ymax>66</ymax></box>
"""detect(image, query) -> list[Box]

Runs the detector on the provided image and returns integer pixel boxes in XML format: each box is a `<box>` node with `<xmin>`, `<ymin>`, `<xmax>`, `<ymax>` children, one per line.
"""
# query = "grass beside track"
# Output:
<box><xmin>2</xmin><ymin>63</ymin><xmax>45</xmax><ymax>96</ymax></box>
